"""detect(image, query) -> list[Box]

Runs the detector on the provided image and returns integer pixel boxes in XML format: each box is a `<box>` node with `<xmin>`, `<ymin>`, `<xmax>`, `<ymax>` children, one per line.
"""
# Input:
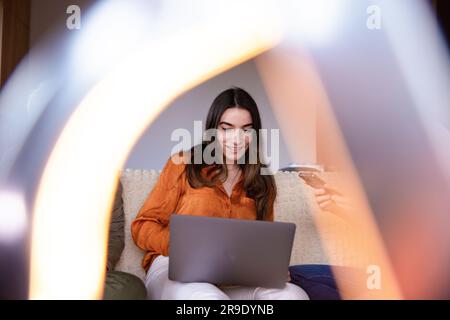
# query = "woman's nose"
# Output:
<box><xmin>233</xmin><ymin>129</ymin><xmax>246</xmax><ymax>141</ymax></box>
<box><xmin>224</xmin><ymin>129</ymin><xmax>243</xmax><ymax>142</ymax></box>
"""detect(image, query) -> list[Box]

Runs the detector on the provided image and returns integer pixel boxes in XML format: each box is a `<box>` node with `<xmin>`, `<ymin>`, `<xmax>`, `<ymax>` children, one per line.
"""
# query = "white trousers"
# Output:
<box><xmin>145</xmin><ymin>255</ymin><xmax>309</xmax><ymax>300</ymax></box>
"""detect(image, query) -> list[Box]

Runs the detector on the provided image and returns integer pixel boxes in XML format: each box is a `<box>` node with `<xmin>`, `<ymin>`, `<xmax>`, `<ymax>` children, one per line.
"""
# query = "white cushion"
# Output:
<box><xmin>115</xmin><ymin>169</ymin><xmax>161</xmax><ymax>281</ymax></box>
<box><xmin>115</xmin><ymin>169</ymin><xmax>361</xmax><ymax>281</ymax></box>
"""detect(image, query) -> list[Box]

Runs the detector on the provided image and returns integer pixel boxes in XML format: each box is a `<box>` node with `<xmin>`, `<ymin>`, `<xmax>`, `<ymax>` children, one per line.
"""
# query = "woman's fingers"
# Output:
<box><xmin>314</xmin><ymin>185</ymin><xmax>351</xmax><ymax>212</ymax></box>
<box><xmin>314</xmin><ymin>188</ymin><xmax>327</xmax><ymax>195</ymax></box>
<box><xmin>331</xmin><ymin>195</ymin><xmax>349</xmax><ymax>205</ymax></box>
<box><xmin>312</xmin><ymin>184</ymin><xmax>355</xmax><ymax>218</ymax></box>
<box><xmin>316</xmin><ymin>194</ymin><xmax>331</xmax><ymax>203</ymax></box>
<box><xmin>319</xmin><ymin>199</ymin><xmax>334</xmax><ymax>209</ymax></box>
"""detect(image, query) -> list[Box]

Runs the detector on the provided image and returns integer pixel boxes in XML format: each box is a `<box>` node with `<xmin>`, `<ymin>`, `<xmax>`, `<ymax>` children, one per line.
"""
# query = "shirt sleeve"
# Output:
<box><xmin>131</xmin><ymin>155</ymin><xmax>185</xmax><ymax>256</ymax></box>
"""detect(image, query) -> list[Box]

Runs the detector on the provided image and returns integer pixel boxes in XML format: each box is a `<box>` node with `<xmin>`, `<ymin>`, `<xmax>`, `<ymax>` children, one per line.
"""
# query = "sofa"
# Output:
<box><xmin>114</xmin><ymin>169</ymin><xmax>365</xmax><ymax>282</ymax></box>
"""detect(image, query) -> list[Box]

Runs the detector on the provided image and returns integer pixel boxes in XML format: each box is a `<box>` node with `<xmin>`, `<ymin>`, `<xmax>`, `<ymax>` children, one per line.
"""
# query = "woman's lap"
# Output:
<box><xmin>145</xmin><ymin>255</ymin><xmax>309</xmax><ymax>300</ymax></box>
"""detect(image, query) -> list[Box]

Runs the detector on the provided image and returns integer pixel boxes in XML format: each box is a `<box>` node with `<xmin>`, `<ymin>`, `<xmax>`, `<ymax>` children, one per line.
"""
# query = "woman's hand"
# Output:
<box><xmin>314</xmin><ymin>185</ymin><xmax>354</xmax><ymax>220</ymax></box>
<box><xmin>315</xmin><ymin>188</ymin><xmax>333</xmax><ymax>210</ymax></box>
<box><xmin>287</xmin><ymin>270</ymin><xmax>291</xmax><ymax>282</ymax></box>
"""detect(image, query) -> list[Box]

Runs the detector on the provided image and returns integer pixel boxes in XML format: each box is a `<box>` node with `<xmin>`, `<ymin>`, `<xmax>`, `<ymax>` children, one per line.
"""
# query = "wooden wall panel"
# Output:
<box><xmin>0</xmin><ymin>0</ymin><xmax>30</xmax><ymax>87</ymax></box>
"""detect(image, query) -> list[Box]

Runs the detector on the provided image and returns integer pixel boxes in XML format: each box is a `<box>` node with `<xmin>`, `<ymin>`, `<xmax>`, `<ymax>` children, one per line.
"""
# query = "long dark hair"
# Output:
<box><xmin>185</xmin><ymin>87</ymin><xmax>276</xmax><ymax>220</ymax></box>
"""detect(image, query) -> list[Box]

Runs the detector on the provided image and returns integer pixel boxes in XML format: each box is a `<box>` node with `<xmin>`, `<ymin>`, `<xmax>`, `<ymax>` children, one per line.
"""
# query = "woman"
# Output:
<box><xmin>131</xmin><ymin>87</ymin><xmax>309</xmax><ymax>300</ymax></box>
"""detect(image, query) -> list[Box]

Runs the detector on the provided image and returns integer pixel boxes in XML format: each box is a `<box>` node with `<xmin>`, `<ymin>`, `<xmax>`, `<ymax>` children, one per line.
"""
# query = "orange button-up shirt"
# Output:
<box><xmin>131</xmin><ymin>154</ymin><xmax>274</xmax><ymax>272</ymax></box>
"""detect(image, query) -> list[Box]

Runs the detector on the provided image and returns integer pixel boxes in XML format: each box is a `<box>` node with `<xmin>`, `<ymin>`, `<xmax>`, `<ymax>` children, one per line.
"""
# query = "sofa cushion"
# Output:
<box><xmin>115</xmin><ymin>169</ymin><xmax>362</xmax><ymax>281</ymax></box>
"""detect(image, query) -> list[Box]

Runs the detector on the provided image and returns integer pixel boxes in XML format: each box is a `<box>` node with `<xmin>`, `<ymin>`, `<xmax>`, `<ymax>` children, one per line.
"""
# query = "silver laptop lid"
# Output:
<box><xmin>169</xmin><ymin>214</ymin><xmax>296</xmax><ymax>289</ymax></box>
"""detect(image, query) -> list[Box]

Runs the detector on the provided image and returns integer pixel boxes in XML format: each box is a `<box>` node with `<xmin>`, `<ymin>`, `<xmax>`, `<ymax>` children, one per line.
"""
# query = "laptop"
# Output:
<box><xmin>168</xmin><ymin>214</ymin><xmax>296</xmax><ymax>289</ymax></box>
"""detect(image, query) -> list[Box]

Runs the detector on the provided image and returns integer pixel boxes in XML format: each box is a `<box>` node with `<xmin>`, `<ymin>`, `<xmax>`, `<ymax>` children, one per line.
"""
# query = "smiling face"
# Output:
<box><xmin>187</xmin><ymin>87</ymin><xmax>276</xmax><ymax>221</ymax></box>
<box><xmin>216</xmin><ymin>107</ymin><xmax>254</xmax><ymax>163</ymax></box>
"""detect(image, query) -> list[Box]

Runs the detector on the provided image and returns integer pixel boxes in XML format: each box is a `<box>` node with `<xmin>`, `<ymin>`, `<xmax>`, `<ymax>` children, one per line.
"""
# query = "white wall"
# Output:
<box><xmin>28</xmin><ymin>0</ymin><xmax>318</xmax><ymax>171</ymax></box>
<box><xmin>124</xmin><ymin>60</ymin><xmax>294</xmax><ymax>170</ymax></box>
